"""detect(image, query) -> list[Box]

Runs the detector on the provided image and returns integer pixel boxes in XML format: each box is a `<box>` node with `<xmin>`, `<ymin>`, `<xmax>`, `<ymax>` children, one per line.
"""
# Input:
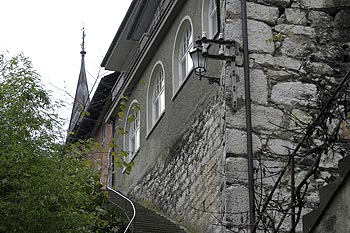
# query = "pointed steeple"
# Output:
<box><xmin>68</xmin><ymin>28</ymin><xmax>90</xmax><ymax>132</ymax></box>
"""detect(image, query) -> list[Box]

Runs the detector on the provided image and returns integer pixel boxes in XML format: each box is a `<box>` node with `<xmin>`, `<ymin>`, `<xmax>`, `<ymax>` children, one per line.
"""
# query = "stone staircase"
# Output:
<box><xmin>303</xmin><ymin>155</ymin><xmax>350</xmax><ymax>232</ymax></box>
<box><xmin>108</xmin><ymin>189</ymin><xmax>187</xmax><ymax>233</ymax></box>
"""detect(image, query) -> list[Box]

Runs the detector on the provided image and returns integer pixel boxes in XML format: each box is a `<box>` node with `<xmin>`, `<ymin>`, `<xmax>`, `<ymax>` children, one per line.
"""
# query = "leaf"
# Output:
<box><xmin>133</xmin><ymin>104</ymin><xmax>141</xmax><ymax>111</ymax></box>
<box><xmin>117</xmin><ymin>111</ymin><xmax>124</xmax><ymax>118</ymax></box>
<box><xmin>127</xmin><ymin>114</ymin><xmax>135</xmax><ymax>122</ymax></box>
<box><xmin>121</xmin><ymin>150</ymin><xmax>128</xmax><ymax>157</ymax></box>
<box><xmin>346</xmin><ymin>112</ymin><xmax>350</xmax><ymax>119</ymax></box>
<box><xmin>84</xmin><ymin>160</ymin><xmax>93</xmax><ymax>167</ymax></box>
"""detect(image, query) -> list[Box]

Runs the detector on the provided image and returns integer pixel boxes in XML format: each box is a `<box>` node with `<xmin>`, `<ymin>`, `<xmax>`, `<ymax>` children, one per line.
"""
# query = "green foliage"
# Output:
<box><xmin>266</xmin><ymin>33</ymin><xmax>286</xmax><ymax>43</ymax></box>
<box><xmin>92</xmin><ymin>207</ymin><xmax>129</xmax><ymax>233</ymax></box>
<box><xmin>0</xmin><ymin>53</ymin><xmax>127</xmax><ymax>232</ymax></box>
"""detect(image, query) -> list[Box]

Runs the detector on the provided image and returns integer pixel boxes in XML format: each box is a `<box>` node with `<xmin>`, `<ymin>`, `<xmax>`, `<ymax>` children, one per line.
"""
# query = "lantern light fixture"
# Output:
<box><xmin>190</xmin><ymin>32</ymin><xmax>235</xmax><ymax>85</ymax></box>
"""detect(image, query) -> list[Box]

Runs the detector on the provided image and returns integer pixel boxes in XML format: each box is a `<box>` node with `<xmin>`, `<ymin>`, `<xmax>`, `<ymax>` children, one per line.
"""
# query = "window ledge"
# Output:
<box><xmin>171</xmin><ymin>69</ymin><xmax>194</xmax><ymax>101</ymax></box>
<box><xmin>122</xmin><ymin>148</ymin><xmax>140</xmax><ymax>174</ymax></box>
<box><xmin>146</xmin><ymin>111</ymin><xmax>165</xmax><ymax>139</ymax></box>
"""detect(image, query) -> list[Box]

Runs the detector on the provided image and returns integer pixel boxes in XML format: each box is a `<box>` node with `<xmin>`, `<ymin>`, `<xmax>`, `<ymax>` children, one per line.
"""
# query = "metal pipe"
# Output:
<box><xmin>291</xmin><ymin>154</ymin><xmax>296</xmax><ymax>232</ymax></box>
<box><xmin>241</xmin><ymin>0</ymin><xmax>256</xmax><ymax>231</ymax></box>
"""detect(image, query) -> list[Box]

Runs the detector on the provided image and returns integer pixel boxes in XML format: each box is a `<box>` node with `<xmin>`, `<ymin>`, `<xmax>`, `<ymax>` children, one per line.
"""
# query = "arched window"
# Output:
<box><xmin>124</xmin><ymin>101</ymin><xmax>140</xmax><ymax>162</ymax></box>
<box><xmin>179</xmin><ymin>24</ymin><xmax>193</xmax><ymax>82</ymax></box>
<box><xmin>173</xmin><ymin>17</ymin><xmax>193</xmax><ymax>95</ymax></box>
<box><xmin>147</xmin><ymin>62</ymin><xmax>165</xmax><ymax>132</ymax></box>
<box><xmin>202</xmin><ymin>0</ymin><xmax>218</xmax><ymax>39</ymax></box>
<box><xmin>153</xmin><ymin>67</ymin><xmax>165</xmax><ymax>120</ymax></box>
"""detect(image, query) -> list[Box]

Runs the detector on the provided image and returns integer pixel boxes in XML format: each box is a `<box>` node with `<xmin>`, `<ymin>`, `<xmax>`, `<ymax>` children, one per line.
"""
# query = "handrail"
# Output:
<box><xmin>106</xmin><ymin>186</ymin><xmax>136</xmax><ymax>233</ymax></box>
<box><xmin>106</xmin><ymin>149</ymin><xmax>136</xmax><ymax>233</ymax></box>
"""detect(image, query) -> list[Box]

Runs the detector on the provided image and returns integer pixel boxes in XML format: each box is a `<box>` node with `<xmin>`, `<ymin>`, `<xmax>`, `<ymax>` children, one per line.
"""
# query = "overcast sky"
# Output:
<box><xmin>0</xmin><ymin>0</ymin><xmax>132</xmax><ymax>132</ymax></box>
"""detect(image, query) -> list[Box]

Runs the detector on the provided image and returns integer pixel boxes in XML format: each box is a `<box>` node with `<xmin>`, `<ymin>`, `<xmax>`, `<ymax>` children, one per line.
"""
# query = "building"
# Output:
<box><xmin>69</xmin><ymin>0</ymin><xmax>350</xmax><ymax>232</ymax></box>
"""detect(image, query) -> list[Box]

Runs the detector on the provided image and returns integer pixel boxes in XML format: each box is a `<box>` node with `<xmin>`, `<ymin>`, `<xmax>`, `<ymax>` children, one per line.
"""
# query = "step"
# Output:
<box><xmin>107</xmin><ymin>189</ymin><xmax>186</xmax><ymax>233</ymax></box>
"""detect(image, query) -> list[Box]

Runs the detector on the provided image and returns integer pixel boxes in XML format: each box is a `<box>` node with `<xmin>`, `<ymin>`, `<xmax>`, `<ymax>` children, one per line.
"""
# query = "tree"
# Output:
<box><xmin>0</xmin><ymin>52</ymin><xmax>127</xmax><ymax>232</ymax></box>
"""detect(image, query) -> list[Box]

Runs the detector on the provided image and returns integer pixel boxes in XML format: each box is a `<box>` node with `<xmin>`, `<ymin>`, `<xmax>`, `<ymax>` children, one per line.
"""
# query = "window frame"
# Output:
<box><xmin>124</xmin><ymin>100</ymin><xmax>141</xmax><ymax>163</ymax></box>
<box><xmin>147</xmin><ymin>62</ymin><xmax>166</xmax><ymax>136</ymax></box>
<box><xmin>202</xmin><ymin>0</ymin><xmax>219</xmax><ymax>39</ymax></box>
<box><xmin>172</xmin><ymin>16</ymin><xmax>194</xmax><ymax>98</ymax></box>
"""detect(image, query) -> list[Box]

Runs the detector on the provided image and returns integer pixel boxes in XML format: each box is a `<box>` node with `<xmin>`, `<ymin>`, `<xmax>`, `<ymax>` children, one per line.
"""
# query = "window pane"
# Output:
<box><xmin>128</xmin><ymin>107</ymin><xmax>140</xmax><ymax>160</ymax></box>
<box><xmin>153</xmin><ymin>98</ymin><xmax>159</xmax><ymax>121</ymax></box>
<box><xmin>160</xmin><ymin>91</ymin><xmax>165</xmax><ymax>113</ymax></box>
<box><xmin>209</xmin><ymin>0</ymin><xmax>218</xmax><ymax>38</ymax></box>
<box><xmin>178</xmin><ymin>24</ymin><xmax>192</xmax><ymax>83</ymax></box>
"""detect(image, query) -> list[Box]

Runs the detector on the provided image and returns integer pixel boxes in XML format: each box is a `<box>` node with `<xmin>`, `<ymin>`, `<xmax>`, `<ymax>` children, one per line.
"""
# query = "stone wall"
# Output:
<box><xmin>224</xmin><ymin>0</ymin><xmax>350</xmax><ymax>232</ymax></box>
<box><xmin>130</xmin><ymin>89</ymin><xmax>225</xmax><ymax>233</ymax></box>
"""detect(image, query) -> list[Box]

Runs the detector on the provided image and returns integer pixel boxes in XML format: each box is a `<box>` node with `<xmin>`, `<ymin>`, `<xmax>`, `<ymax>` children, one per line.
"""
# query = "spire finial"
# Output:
<box><xmin>80</xmin><ymin>28</ymin><xmax>86</xmax><ymax>56</ymax></box>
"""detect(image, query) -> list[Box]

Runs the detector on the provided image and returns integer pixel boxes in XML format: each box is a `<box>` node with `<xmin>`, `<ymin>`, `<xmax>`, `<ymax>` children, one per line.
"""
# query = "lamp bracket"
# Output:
<box><xmin>197</xmin><ymin>38</ymin><xmax>235</xmax><ymax>46</ymax></box>
<box><xmin>203</xmin><ymin>53</ymin><xmax>235</xmax><ymax>61</ymax></box>
<box><xmin>199</xmin><ymin>74</ymin><xmax>221</xmax><ymax>85</ymax></box>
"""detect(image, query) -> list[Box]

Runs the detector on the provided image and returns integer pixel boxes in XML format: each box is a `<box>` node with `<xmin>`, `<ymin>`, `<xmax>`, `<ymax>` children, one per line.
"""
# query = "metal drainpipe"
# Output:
<box><xmin>111</xmin><ymin>118</ymin><xmax>116</xmax><ymax>186</ymax></box>
<box><xmin>241</xmin><ymin>0</ymin><xmax>256</xmax><ymax>231</ymax></box>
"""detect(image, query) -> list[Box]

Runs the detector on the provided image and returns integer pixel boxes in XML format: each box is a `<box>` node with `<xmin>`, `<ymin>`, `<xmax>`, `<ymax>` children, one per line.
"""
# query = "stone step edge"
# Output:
<box><xmin>132</xmin><ymin>201</ymin><xmax>188</xmax><ymax>233</ymax></box>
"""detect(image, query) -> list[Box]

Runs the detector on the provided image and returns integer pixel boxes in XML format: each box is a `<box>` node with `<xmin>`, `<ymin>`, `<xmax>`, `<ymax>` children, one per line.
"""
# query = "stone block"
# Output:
<box><xmin>226</xmin><ymin>157</ymin><xmax>248</xmax><ymax>183</ymax></box>
<box><xmin>305</xmin><ymin>62</ymin><xmax>335</xmax><ymax>76</ymax></box>
<box><xmin>290</xmin><ymin>108</ymin><xmax>313</xmax><ymax>129</ymax></box>
<box><xmin>285</xmin><ymin>8</ymin><xmax>308</xmax><ymax>25</ymax></box>
<box><xmin>228</xmin><ymin>104</ymin><xmax>284</xmax><ymax>131</ymax></box>
<box><xmin>279</xmin><ymin>36</ymin><xmax>315</xmax><ymax>58</ymax></box>
<box><xmin>308</xmin><ymin>10</ymin><xmax>334</xmax><ymax>28</ymax></box>
<box><xmin>271</xmin><ymin>81</ymin><xmax>318</xmax><ymax>106</ymax></box>
<box><xmin>236</xmin><ymin>68</ymin><xmax>268</xmax><ymax>104</ymax></box>
<box><xmin>226</xmin><ymin>0</ymin><xmax>279</xmax><ymax>26</ymax></box>
<box><xmin>248</xmin><ymin>20</ymin><xmax>274</xmax><ymax>53</ymax></box>
<box><xmin>226</xmin><ymin>128</ymin><xmax>261</xmax><ymax>155</ymax></box>
<box><xmin>254</xmin><ymin>0</ymin><xmax>290</xmax><ymax>8</ymax></box>
<box><xmin>255</xmin><ymin>159</ymin><xmax>286</xmax><ymax>187</ymax></box>
<box><xmin>247</xmin><ymin>2</ymin><xmax>279</xmax><ymax>25</ymax></box>
<box><xmin>250</xmin><ymin>53</ymin><xmax>303</xmax><ymax>71</ymax></box>
<box><xmin>267</xmin><ymin>139</ymin><xmax>294</xmax><ymax>155</ymax></box>
<box><xmin>226</xmin><ymin>185</ymin><xmax>250</xmax><ymax>224</ymax></box>
<box><xmin>267</xmin><ymin>70</ymin><xmax>294</xmax><ymax>81</ymax></box>
<box><xmin>319</xmin><ymin>152</ymin><xmax>343</xmax><ymax>169</ymax></box>
<box><xmin>226</xmin><ymin>0</ymin><xmax>241</xmax><ymax>20</ymax></box>
<box><xmin>274</xmin><ymin>24</ymin><xmax>316</xmax><ymax>37</ymax></box>
<box><xmin>226</xmin><ymin>19</ymin><xmax>242</xmax><ymax>42</ymax></box>
<box><xmin>226</xmin><ymin>19</ymin><xmax>274</xmax><ymax>54</ymax></box>
<box><xmin>300</xmin><ymin>0</ymin><xmax>334</xmax><ymax>8</ymax></box>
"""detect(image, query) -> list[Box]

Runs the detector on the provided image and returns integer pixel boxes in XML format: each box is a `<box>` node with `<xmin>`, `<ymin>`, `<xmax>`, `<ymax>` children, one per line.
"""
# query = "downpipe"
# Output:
<box><xmin>241</xmin><ymin>0</ymin><xmax>256</xmax><ymax>231</ymax></box>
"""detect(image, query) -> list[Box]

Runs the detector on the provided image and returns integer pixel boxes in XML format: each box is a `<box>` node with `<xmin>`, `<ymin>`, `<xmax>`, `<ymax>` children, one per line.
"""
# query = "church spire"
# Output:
<box><xmin>68</xmin><ymin>28</ymin><xmax>90</xmax><ymax>132</ymax></box>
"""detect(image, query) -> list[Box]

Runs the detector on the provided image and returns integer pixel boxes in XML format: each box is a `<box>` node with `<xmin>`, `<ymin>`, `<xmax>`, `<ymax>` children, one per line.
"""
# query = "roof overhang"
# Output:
<box><xmin>101</xmin><ymin>0</ymin><xmax>161</xmax><ymax>71</ymax></box>
<box><xmin>67</xmin><ymin>72</ymin><xmax>120</xmax><ymax>142</ymax></box>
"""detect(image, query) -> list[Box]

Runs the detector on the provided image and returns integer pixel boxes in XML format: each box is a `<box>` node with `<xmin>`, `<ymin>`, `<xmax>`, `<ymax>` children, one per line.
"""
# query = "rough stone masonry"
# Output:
<box><xmin>224</xmin><ymin>0</ymin><xmax>350</xmax><ymax>232</ymax></box>
<box><xmin>127</xmin><ymin>0</ymin><xmax>350</xmax><ymax>232</ymax></box>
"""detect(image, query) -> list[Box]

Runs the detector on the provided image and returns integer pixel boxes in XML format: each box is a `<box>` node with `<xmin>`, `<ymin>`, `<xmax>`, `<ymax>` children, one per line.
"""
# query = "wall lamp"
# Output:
<box><xmin>190</xmin><ymin>32</ymin><xmax>235</xmax><ymax>85</ymax></box>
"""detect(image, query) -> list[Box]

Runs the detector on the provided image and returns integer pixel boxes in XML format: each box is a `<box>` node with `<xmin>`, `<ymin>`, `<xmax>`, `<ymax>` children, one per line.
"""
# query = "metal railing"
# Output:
<box><xmin>106</xmin><ymin>151</ymin><xmax>136</xmax><ymax>233</ymax></box>
<box><xmin>106</xmin><ymin>186</ymin><xmax>136</xmax><ymax>233</ymax></box>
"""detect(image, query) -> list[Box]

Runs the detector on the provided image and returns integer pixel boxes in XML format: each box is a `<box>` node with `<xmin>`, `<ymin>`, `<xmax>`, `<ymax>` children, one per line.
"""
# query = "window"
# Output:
<box><xmin>178</xmin><ymin>25</ymin><xmax>193</xmax><ymax>82</ymax></box>
<box><xmin>128</xmin><ymin>109</ymin><xmax>140</xmax><ymax>160</ymax></box>
<box><xmin>147</xmin><ymin>62</ymin><xmax>165</xmax><ymax>132</ymax></box>
<box><xmin>202</xmin><ymin>0</ymin><xmax>218</xmax><ymax>39</ymax></box>
<box><xmin>153</xmin><ymin>68</ymin><xmax>165</xmax><ymax>120</ymax></box>
<box><xmin>124</xmin><ymin>101</ymin><xmax>140</xmax><ymax>162</ymax></box>
<box><xmin>172</xmin><ymin>17</ymin><xmax>193</xmax><ymax>95</ymax></box>
<box><xmin>107</xmin><ymin>148</ymin><xmax>114</xmax><ymax>187</ymax></box>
